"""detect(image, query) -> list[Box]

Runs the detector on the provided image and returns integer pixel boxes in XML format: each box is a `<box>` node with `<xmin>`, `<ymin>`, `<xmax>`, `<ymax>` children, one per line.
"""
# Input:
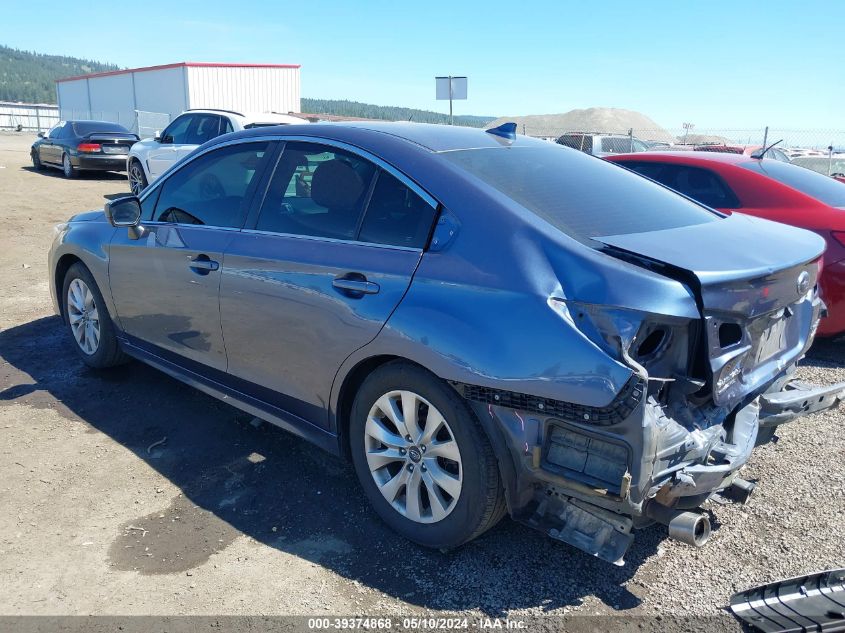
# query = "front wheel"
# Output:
<box><xmin>31</xmin><ymin>151</ymin><xmax>43</xmax><ymax>170</ymax></box>
<box><xmin>62</xmin><ymin>153</ymin><xmax>77</xmax><ymax>179</ymax></box>
<box><xmin>349</xmin><ymin>361</ymin><xmax>506</xmax><ymax>549</ymax></box>
<box><xmin>128</xmin><ymin>159</ymin><xmax>148</xmax><ymax>195</ymax></box>
<box><xmin>62</xmin><ymin>262</ymin><xmax>127</xmax><ymax>368</ymax></box>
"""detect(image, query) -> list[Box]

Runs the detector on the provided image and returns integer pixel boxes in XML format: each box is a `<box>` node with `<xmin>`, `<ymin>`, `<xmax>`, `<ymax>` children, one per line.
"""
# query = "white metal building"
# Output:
<box><xmin>56</xmin><ymin>62</ymin><xmax>301</xmax><ymax>134</ymax></box>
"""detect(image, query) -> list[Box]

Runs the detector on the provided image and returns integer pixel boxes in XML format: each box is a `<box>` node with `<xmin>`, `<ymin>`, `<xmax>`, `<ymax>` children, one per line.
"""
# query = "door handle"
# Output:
<box><xmin>188</xmin><ymin>254</ymin><xmax>219</xmax><ymax>274</ymax></box>
<box><xmin>332</xmin><ymin>275</ymin><xmax>380</xmax><ymax>296</ymax></box>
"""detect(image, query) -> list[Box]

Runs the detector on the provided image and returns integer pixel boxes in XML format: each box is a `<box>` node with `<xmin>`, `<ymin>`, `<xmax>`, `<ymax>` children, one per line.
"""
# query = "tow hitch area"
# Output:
<box><xmin>730</xmin><ymin>568</ymin><xmax>845</xmax><ymax>632</ymax></box>
<box><xmin>760</xmin><ymin>379</ymin><xmax>845</xmax><ymax>428</ymax></box>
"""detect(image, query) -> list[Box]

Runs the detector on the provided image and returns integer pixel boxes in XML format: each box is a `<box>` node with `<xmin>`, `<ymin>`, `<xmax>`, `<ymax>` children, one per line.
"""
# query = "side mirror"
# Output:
<box><xmin>154</xmin><ymin>131</ymin><xmax>162</xmax><ymax>142</ymax></box>
<box><xmin>104</xmin><ymin>196</ymin><xmax>142</xmax><ymax>228</ymax></box>
<box><xmin>37</xmin><ymin>131</ymin><xmax>46</xmax><ymax>138</ymax></box>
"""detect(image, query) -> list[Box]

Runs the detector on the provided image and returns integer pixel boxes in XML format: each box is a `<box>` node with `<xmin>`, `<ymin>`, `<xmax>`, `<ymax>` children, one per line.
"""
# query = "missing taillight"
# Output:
<box><xmin>718</xmin><ymin>323</ymin><xmax>743</xmax><ymax>348</ymax></box>
<box><xmin>637</xmin><ymin>328</ymin><xmax>667</xmax><ymax>358</ymax></box>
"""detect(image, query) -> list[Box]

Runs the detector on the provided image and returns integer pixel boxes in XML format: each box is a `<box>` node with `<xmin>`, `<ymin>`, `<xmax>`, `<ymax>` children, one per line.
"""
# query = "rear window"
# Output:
<box><xmin>740</xmin><ymin>160</ymin><xmax>845</xmax><ymax>207</ymax></box>
<box><xmin>600</xmin><ymin>137</ymin><xmax>639</xmax><ymax>154</ymax></box>
<box><xmin>620</xmin><ymin>162</ymin><xmax>742</xmax><ymax>209</ymax></box>
<box><xmin>557</xmin><ymin>135</ymin><xmax>593</xmax><ymax>153</ymax></box>
<box><xmin>71</xmin><ymin>121</ymin><xmax>132</xmax><ymax>136</ymax></box>
<box><xmin>441</xmin><ymin>145</ymin><xmax>719</xmax><ymax>240</ymax></box>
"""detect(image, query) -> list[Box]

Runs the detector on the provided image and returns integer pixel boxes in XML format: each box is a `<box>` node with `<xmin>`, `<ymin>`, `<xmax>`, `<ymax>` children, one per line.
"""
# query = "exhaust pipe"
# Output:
<box><xmin>646</xmin><ymin>502</ymin><xmax>711</xmax><ymax>547</ymax></box>
<box><xmin>723</xmin><ymin>478</ymin><xmax>756</xmax><ymax>505</ymax></box>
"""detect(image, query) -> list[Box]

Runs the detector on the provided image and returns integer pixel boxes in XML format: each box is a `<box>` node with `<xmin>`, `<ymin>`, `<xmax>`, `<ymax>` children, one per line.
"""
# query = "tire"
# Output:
<box><xmin>350</xmin><ymin>361</ymin><xmax>506</xmax><ymax>549</ymax></box>
<box><xmin>31</xmin><ymin>151</ymin><xmax>43</xmax><ymax>170</ymax></box>
<box><xmin>128</xmin><ymin>159</ymin><xmax>148</xmax><ymax>195</ymax></box>
<box><xmin>61</xmin><ymin>262</ymin><xmax>127</xmax><ymax>368</ymax></box>
<box><xmin>62</xmin><ymin>153</ymin><xmax>77</xmax><ymax>179</ymax></box>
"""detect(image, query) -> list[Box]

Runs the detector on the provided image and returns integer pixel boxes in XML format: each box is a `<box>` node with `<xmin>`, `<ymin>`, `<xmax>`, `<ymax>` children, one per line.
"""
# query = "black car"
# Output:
<box><xmin>31</xmin><ymin>120</ymin><xmax>139</xmax><ymax>179</ymax></box>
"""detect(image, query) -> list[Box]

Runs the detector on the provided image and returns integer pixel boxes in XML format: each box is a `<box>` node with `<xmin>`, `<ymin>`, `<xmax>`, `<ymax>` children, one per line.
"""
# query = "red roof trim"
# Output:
<box><xmin>56</xmin><ymin>61</ymin><xmax>301</xmax><ymax>83</ymax></box>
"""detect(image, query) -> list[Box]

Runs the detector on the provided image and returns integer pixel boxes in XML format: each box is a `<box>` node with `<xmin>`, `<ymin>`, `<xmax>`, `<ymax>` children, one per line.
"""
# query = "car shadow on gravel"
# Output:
<box><xmin>0</xmin><ymin>316</ymin><xmax>665</xmax><ymax>614</ymax></box>
<box><xmin>20</xmin><ymin>164</ymin><xmax>128</xmax><ymax>181</ymax></box>
<box><xmin>802</xmin><ymin>336</ymin><xmax>845</xmax><ymax>368</ymax></box>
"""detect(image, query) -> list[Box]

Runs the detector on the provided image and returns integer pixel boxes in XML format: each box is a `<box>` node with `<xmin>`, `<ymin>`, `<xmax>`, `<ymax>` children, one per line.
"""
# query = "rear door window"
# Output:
<box><xmin>600</xmin><ymin>138</ymin><xmax>636</xmax><ymax>154</ymax></box>
<box><xmin>622</xmin><ymin>162</ymin><xmax>741</xmax><ymax>209</ymax></box>
<box><xmin>153</xmin><ymin>141</ymin><xmax>271</xmax><ymax>227</ymax></box>
<box><xmin>558</xmin><ymin>135</ymin><xmax>593</xmax><ymax>153</ymax></box>
<box><xmin>255</xmin><ymin>142</ymin><xmax>376</xmax><ymax>240</ymax></box>
<box><xmin>358</xmin><ymin>171</ymin><xmax>438</xmax><ymax>248</ymax></box>
<box><xmin>186</xmin><ymin>114</ymin><xmax>223</xmax><ymax>145</ymax></box>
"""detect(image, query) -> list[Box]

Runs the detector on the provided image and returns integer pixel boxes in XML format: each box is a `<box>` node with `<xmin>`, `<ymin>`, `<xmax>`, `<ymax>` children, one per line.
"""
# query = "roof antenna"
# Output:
<box><xmin>751</xmin><ymin>138</ymin><xmax>783</xmax><ymax>160</ymax></box>
<box><xmin>486</xmin><ymin>122</ymin><xmax>517</xmax><ymax>140</ymax></box>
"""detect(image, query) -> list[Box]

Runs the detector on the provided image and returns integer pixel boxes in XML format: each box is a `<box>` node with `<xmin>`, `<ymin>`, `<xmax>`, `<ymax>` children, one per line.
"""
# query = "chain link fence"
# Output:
<box><xmin>57</xmin><ymin>109</ymin><xmax>171</xmax><ymax>138</ymax></box>
<box><xmin>135</xmin><ymin>110</ymin><xmax>172</xmax><ymax>139</ymax></box>
<box><xmin>0</xmin><ymin>102</ymin><xmax>60</xmax><ymax>132</ymax></box>
<box><xmin>1</xmin><ymin>105</ymin><xmax>173</xmax><ymax>138</ymax></box>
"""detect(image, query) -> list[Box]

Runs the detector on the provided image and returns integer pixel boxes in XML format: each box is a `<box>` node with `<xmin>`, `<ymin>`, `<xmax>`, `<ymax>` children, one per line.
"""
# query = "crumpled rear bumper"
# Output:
<box><xmin>469</xmin><ymin>374</ymin><xmax>845</xmax><ymax>566</ymax></box>
<box><xmin>759</xmin><ymin>379</ymin><xmax>845</xmax><ymax>428</ymax></box>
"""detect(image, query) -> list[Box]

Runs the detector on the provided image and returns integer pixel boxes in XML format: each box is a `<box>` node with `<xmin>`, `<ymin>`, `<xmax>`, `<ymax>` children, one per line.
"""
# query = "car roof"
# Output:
<box><xmin>607</xmin><ymin>150</ymin><xmax>758</xmax><ymax>166</ymax></box>
<box><xmin>213</xmin><ymin>121</ymin><xmax>546</xmax><ymax>153</ymax></box>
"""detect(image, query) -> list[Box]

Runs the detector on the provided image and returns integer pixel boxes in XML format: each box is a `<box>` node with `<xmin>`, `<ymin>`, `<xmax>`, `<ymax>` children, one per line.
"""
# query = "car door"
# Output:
<box><xmin>109</xmin><ymin>140</ymin><xmax>274</xmax><ymax>372</ymax></box>
<box><xmin>146</xmin><ymin>114</ymin><xmax>195</xmax><ymax>180</ymax></box>
<box><xmin>42</xmin><ymin>122</ymin><xmax>65</xmax><ymax>164</ymax></box>
<box><xmin>220</xmin><ymin>141</ymin><xmax>439</xmax><ymax>427</ymax></box>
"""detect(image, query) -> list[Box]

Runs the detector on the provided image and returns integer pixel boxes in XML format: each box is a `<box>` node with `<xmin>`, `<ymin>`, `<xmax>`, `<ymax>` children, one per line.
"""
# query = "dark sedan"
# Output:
<box><xmin>31</xmin><ymin>120</ymin><xmax>138</xmax><ymax>178</ymax></box>
<box><xmin>47</xmin><ymin>122</ymin><xmax>845</xmax><ymax>564</ymax></box>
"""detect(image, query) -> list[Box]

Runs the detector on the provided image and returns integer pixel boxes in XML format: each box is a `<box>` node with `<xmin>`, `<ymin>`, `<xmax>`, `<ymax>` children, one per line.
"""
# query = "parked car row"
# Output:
<box><xmin>48</xmin><ymin>121</ymin><xmax>845</xmax><ymax>565</ymax></box>
<box><xmin>31</xmin><ymin>120</ymin><xmax>139</xmax><ymax>178</ymax></box>
<box><xmin>127</xmin><ymin>109</ymin><xmax>308</xmax><ymax>194</ymax></box>
<box><xmin>29</xmin><ymin>109</ymin><xmax>307</xmax><ymax>189</ymax></box>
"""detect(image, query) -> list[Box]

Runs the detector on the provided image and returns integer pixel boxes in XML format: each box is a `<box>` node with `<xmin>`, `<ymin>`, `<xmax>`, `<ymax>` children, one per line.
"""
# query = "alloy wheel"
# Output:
<box><xmin>129</xmin><ymin>162</ymin><xmax>145</xmax><ymax>195</ymax></box>
<box><xmin>67</xmin><ymin>278</ymin><xmax>100</xmax><ymax>355</ymax></box>
<box><xmin>364</xmin><ymin>390</ymin><xmax>463</xmax><ymax>524</ymax></box>
<box><xmin>63</xmin><ymin>154</ymin><xmax>72</xmax><ymax>177</ymax></box>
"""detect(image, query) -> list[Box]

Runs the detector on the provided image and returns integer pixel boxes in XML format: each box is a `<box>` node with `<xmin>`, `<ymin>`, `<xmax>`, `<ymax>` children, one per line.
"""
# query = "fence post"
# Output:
<box><xmin>761</xmin><ymin>126</ymin><xmax>768</xmax><ymax>152</ymax></box>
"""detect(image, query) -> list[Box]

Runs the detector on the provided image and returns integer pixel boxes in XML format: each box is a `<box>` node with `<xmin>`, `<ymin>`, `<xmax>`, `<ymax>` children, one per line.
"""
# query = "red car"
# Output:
<box><xmin>605</xmin><ymin>152</ymin><xmax>845</xmax><ymax>336</ymax></box>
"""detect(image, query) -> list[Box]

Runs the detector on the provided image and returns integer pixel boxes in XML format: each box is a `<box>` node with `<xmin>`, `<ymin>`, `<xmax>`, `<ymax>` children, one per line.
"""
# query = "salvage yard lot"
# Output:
<box><xmin>0</xmin><ymin>131</ymin><xmax>843</xmax><ymax>623</ymax></box>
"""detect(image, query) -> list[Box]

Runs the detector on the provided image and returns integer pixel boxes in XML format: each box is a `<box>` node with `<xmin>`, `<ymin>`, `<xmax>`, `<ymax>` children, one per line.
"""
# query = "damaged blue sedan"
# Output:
<box><xmin>48</xmin><ymin>122</ymin><xmax>845</xmax><ymax>564</ymax></box>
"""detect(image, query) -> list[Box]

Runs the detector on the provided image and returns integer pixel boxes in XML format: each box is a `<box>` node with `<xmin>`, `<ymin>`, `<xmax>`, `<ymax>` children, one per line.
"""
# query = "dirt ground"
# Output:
<box><xmin>1</xmin><ymin>132</ymin><xmax>843</xmax><ymax>629</ymax></box>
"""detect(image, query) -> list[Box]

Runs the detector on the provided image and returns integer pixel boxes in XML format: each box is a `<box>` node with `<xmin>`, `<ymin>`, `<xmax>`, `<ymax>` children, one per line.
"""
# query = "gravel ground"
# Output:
<box><xmin>0</xmin><ymin>132</ymin><xmax>843</xmax><ymax>630</ymax></box>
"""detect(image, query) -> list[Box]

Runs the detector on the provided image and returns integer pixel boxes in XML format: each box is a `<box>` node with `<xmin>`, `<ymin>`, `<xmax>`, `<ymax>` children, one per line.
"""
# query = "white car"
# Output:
<box><xmin>127</xmin><ymin>109</ymin><xmax>307</xmax><ymax>194</ymax></box>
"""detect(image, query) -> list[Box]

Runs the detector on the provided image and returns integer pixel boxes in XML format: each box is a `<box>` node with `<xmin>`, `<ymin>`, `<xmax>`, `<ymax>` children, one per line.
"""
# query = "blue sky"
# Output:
<box><xmin>3</xmin><ymin>0</ymin><xmax>841</xmax><ymax>128</ymax></box>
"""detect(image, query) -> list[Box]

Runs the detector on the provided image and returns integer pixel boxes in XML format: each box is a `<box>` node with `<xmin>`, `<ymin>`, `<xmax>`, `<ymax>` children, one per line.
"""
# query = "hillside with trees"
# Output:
<box><xmin>0</xmin><ymin>45</ymin><xmax>119</xmax><ymax>103</ymax></box>
<box><xmin>301</xmin><ymin>98</ymin><xmax>495</xmax><ymax>127</ymax></box>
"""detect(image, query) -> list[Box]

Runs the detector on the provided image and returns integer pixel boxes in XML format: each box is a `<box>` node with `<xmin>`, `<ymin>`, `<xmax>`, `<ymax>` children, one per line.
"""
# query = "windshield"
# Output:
<box><xmin>740</xmin><ymin>159</ymin><xmax>845</xmax><ymax>207</ymax></box>
<box><xmin>72</xmin><ymin>121</ymin><xmax>132</xmax><ymax>136</ymax></box>
<box><xmin>441</xmin><ymin>144</ymin><xmax>720</xmax><ymax>240</ymax></box>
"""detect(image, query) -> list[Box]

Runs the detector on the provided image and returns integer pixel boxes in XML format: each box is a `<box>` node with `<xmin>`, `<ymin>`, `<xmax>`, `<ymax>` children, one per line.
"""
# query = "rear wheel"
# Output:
<box><xmin>350</xmin><ymin>361</ymin><xmax>506</xmax><ymax>549</ymax></box>
<box><xmin>62</xmin><ymin>153</ymin><xmax>77</xmax><ymax>179</ymax></box>
<box><xmin>128</xmin><ymin>159</ymin><xmax>147</xmax><ymax>195</ymax></box>
<box><xmin>62</xmin><ymin>262</ymin><xmax>127</xmax><ymax>368</ymax></box>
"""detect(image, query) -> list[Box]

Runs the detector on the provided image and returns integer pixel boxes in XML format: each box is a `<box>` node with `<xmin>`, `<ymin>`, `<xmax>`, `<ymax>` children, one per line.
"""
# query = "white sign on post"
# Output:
<box><xmin>435</xmin><ymin>76</ymin><xmax>468</xmax><ymax>101</ymax></box>
<box><xmin>435</xmin><ymin>76</ymin><xmax>467</xmax><ymax>125</ymax></box>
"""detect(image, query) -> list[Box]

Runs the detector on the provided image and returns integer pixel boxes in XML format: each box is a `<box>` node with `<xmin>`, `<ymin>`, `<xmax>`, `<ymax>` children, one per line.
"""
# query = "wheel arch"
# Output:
<box><xmin>54</xmin><ymin>253</ymin><xmax>83</xmax><ymax>322</ymax></box>
<box><xmin>332</xmin><ymin>353</ymin><xmax>517</xmax><ymax>512</ymax></box>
